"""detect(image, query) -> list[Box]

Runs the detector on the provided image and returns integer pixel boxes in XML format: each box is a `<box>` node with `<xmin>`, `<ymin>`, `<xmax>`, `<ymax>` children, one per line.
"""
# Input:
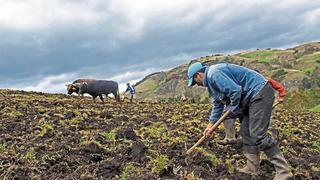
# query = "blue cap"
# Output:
<box><xmin>187</xmin><ymin>62</ymin><xmax>204</xmax><ymax>87</ymax></box>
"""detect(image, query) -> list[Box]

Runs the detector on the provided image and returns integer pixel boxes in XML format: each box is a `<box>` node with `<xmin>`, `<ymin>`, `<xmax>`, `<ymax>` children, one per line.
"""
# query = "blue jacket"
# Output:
<box><xmin>204</xmin><ymin>63</ymin><xmax>267</xmax><ymax>124</ymax></box>
<box><xmin>125</xmin><ymin>85</ymin><xmax>135</xmax><ymax>94</ymax></box>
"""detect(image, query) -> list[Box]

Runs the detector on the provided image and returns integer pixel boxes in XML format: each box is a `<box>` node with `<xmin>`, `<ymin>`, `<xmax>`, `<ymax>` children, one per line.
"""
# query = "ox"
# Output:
<box><xmin>66</xmin><ymin>79</ymin><xmax>96</xmax><ymax>95</ymax></box>
<box><xmin>76</xmin><ymin>80</ymin><xmax>120</xmax><ymax>103</ymax></box>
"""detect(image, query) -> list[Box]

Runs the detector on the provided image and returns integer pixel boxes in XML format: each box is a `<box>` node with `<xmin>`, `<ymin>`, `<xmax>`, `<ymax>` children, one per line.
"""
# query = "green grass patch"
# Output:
<box><xmin>136</xmin><ymin>79</ymin><xmax>160</xmax><ymax>93</ymax></box>
<box><xmin>0</xmin><ymin>144</ymin><xmax>6</xmax><ymax>153</ymax></box>
<box><xmin>70</xmin><ymin>116</ymin><xmax>85</xmax><ymax>124</ymax></box>
<box><xmin>239</xmin><ymin>51</ymin><xmax>273</xmax><ymax>58</ymax></box>
<box><xmin>79</xmin><ymin>130</ymin><xmax>92</xmax><ymax>144</ymax></box>
<box><xmin>294</xmin><ymin>52</ymin><xmax>320</xmax><ymax>74</ymax></box>
<box><xmin>148</xmin><ymin>155</ymin><xmax>169</xmax><ymax>174</ymax></box>
<box><xmin>197</xmin><ymin>148</ymin><xmax>220</xmax><ymax>167</ymax></box>
<box><xmin>258</xmin><ymin>59</ymin><xmax>271</xmax><ymax>63</ymax></box>
<box><xmin>284</xmin><ymin>89</ymin><xmax>320</xmax><ymax>110</ymax></box>
<box><xmin>186</xmin><ymin>172</ymin><xmax>204</xmax><ymax>180</ymax></box>
<box><xmin>120</xmin><ymin>163</ymin><xmax>135</xmax><ymax>180</ymax></box>
<box><xmin>309</xmin><ymin>104</ymin><xmax>320</xmax><ymax>112</ymax></box>
<box><xmin>120</xmin><ymin>163</ymin><xmax>143</xmax><ymax>180</ymax></box>
<box><xmin>226</xmin><ymin>159</ymin><xmax>236</xmax><ymax>174</ymax></box>
<box><xmin>37</xmin><ymin>119</ymin><xmax>54</xmax><ymax>137</ymax></box>
<box><xmin>138</xmin><ymin>124</ymin><xmax>184</xmax><ymax>144</ymax></box>
<box><xmin>1</xmin><ymin>106</ymin><xmax>23</xmax><ymax>118</ymax></box>
<box><xmin>238</xmin><ymin>50</ymin><xmax>281</xmax><ymax>63</ymax></box>
<box><xmin>311</xmin><ymin>141</ymin><xmax>320</xmax><ymax>153</ymax></box>
<box><xmin>41</xmin><ymin>154</ymin><xmax>55</xmax><ymax>165</ymax></box>
<box><xmin>103</xmin><ymin>129</ymin><xmax>117</xmax><ymax>143</ymax></box>
<box><xmin>21</xmin><ymin>147</ymin><xmax>36</xmax><ymax>163</ymax></box>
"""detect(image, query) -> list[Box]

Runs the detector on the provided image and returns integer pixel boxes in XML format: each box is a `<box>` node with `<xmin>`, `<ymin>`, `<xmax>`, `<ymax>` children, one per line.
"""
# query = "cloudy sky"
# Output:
<box><xmin>0</xmin><ymin>0</ymin><xmax>320</xmax><ymax>93</ymax></box>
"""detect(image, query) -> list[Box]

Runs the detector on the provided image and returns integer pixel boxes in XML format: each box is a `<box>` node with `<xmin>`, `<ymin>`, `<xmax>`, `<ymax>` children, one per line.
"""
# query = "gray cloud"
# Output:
<box><xmin>0</xmin><ymin>0</ymin><xmax>320</xmax><ymax>93</ymax></box>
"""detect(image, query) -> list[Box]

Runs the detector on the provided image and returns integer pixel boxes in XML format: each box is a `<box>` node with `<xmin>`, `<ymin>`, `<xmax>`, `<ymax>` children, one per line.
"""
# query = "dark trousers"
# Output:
<box><xmin>240</xmin><ymin>83</ymin><xmax>280</xmax><ymax>157</ymax></box>
<box><xmin>129</xmin><ymin>94</ymin><xmax>135</xmax><ymax>102</ymax></box>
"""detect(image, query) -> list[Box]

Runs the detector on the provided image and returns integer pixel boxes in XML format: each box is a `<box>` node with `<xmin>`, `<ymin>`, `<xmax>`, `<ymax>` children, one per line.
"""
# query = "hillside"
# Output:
<box><xmin>0</xmin><ymin>89</ymin><xmax>319</xmax><ymax>179</ymax></box>
<box><xmin>135</xmin><ymin>42</ymin><xmax>320</xmax><ymax>111</ymax></box>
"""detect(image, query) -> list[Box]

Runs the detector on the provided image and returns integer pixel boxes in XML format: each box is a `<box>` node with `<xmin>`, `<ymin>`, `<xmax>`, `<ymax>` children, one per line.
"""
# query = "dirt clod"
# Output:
<box><xmin>65</xmin><ymin>112</ymin><xmax>76</xmax><ymax>119</ymax></box>
<box><xmin>116</xmin><ymin>128</ymin><xmax>137</xmax><ymax>140</ymax></box>
<box><xmin>100</xmin><ymin>111</ymin><xmax>113</xmax><ymax>119</ymax></box>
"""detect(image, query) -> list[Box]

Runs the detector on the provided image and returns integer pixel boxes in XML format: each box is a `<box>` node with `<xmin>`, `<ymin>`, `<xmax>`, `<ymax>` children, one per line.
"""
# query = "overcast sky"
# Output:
<box><xmin>0</xmin><ymin>0</ymin><xmax>320</xmax><ymax>93</ymax></box>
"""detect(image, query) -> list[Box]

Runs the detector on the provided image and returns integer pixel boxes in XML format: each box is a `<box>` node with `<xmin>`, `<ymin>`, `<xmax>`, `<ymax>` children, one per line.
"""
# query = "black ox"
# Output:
<box><xmin>75</xmin><ymin>80</ymin><xmax>120</xmax><ymax>103</ymax></box>
<box><xmin>66</xmin><ymin>79</ymin><xmax>96</xmax><ymax>95</ymax></box>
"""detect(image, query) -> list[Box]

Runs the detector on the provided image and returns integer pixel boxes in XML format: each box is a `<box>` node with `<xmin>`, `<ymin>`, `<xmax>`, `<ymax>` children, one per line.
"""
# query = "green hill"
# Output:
<box><xmin>135</xmin><ymin>42</ymin><xmax>320</xmax><ymax>111</ymax></box>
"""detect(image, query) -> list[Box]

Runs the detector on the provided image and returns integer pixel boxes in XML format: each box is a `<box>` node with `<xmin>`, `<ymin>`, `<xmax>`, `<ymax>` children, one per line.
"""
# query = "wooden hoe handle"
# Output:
<box><xmin>272</xmin><ymin>101</ymin><xmax>280</xmax><ymax>108</ymax></box>
<box><xmin>186</xmin><ymin>101</ymin><xmax>280</xmax><ymax>155</ymax></box>
<box><xmin>186</xmin><ymin>110</ymin><xmax>231</xmax><ymax>155</ymax></box>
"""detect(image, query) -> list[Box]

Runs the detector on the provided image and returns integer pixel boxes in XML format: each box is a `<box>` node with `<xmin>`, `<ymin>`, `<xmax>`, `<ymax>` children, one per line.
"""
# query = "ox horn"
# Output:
<box><xmin>73</xmin><ymin>83</ymin><xmax>82</xmax><ymax>87</ymax></box>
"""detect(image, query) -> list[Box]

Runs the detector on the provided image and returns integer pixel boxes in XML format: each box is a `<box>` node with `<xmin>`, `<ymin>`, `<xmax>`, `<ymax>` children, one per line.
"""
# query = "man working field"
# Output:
<box><xmin>187</xmin><ymin>62</ymin><xmax>293</xmax><ymax>180</ymax></box>
<box><xmin>123</xmin><ymin>83</ymin><xmax>136</xmax><ymax>103</ymax></box>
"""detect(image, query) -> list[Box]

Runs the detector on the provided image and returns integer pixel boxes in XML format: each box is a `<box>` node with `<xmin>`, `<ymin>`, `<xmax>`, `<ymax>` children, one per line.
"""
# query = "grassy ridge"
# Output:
<box><xmin>135</xmin><ymin>42</ymin><xmax>320</xmax><ymax>111</ymax></box>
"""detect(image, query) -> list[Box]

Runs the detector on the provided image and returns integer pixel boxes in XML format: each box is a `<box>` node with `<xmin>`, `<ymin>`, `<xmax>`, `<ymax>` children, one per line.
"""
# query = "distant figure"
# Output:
<box><xmin>123</xmin><ymin>83</ymin><xmax>136</xmax><ymax>103</ymax></box>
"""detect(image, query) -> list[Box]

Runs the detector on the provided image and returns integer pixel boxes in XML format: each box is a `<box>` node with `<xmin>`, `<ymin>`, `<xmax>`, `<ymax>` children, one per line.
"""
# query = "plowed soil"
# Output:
<box><xmin>0</xmin><ymin>89</ymin><xmax>319</xmax><ymax>179</ymax></box>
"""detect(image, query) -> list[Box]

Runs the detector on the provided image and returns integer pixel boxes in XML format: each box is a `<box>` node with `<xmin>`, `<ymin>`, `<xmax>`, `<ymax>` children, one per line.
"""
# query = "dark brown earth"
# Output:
<box><xmin>0</xmin><ymin>89</ymin><xmax>319</xmax><ymax>179</ymax></box>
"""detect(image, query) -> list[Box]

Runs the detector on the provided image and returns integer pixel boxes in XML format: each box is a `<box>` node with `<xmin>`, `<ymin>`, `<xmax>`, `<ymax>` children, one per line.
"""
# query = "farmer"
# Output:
<box><xmin>217</xmin><ymin>77</ymin><xmax>287</xmax><ymax>145</ymax></box>
<box><xmin>187</xmin><ymin>62</ymin><xmax>293</xmax><ymax>179</ymax></box>
<box><xmin>123</xmin><ymin>83</ymin><xmax>136</xmax><ymax>103</ymax></box>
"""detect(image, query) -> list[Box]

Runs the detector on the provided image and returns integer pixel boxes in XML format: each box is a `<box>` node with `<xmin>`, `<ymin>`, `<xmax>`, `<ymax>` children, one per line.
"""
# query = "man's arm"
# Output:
<box><xmin>204</xmin><ymin>98</ymin><xmax>224</xmax><ymax>137</ymax></box>
<box><xmin>123</xmin><ymin>87</ymin><xmax>130</xmax><ymax>94</ymax></box>
<box><xmin>204</xmin><ymin>71</ymin><xmax>241</xmax><ymax>135</ymax></box>
<box><xmin>208</xmin><ymin>98</ymin><xmax>224</xmax><ymax>124</ymax></box>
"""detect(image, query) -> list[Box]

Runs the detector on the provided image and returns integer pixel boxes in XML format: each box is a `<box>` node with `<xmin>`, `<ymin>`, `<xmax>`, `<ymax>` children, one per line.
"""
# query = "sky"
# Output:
<box><xmin>0</xmin><ymin>0</ymin><xmax>320</xmax><ymax>93</ymax></box>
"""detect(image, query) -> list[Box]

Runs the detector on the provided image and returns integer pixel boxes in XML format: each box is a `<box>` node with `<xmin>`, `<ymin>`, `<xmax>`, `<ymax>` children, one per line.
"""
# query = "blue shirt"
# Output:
<box><xmin>125</xmin><ymin>85</ymin><xmax>135</xmax><ymax>94</ymax></box>
<box><xmin>204</xmin><ymin>63</ymin><xmax>267</xmax><ymax>124</ymax></box>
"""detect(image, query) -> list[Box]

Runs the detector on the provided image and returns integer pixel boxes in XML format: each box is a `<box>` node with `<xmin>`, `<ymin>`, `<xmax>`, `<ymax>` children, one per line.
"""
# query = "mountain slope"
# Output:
<box><xmin>135</xmin><ymin>42</ymin><xmax>320</xmax><ymax>110</ymax></box>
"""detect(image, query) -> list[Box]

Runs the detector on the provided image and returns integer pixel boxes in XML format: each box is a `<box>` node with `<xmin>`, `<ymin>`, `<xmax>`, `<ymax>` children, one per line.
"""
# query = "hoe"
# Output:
<box><xmin>186</xmin><ymin>101</ymin><xmax>280</xmax><ymax>155</ymax></box>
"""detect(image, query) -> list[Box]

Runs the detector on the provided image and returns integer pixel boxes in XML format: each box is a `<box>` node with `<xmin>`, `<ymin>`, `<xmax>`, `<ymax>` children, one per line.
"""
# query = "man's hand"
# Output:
<box><xmin>203</xmin><ymin>122</ymin><xmax>214</xmax><ymax>137</ymax></box>
<box><xmin>277</xmin><ymin>96</ymin><xmax>285</xmax><ymax>103</ymax></box>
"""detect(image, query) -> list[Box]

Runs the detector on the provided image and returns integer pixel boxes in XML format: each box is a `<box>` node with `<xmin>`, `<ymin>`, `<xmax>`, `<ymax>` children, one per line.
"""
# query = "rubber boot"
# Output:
<box><xmin>269</xmin><ymin>153</ymin><xmax>293</xmax><ymax>180</ymax></box>
<box><xmin>217</xmin><ymin>118</ymin><xmax>237</xmax><ymax>145</ymax></box>
<box><xmin>270</xmin><ymin>128</ymin><xmax>279</xmax><ymax>141</ymax></box>
<box><xmin>238</xmin><ymin>153</ymin><xmax>260</xmax><ymax>176</ymax></box>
